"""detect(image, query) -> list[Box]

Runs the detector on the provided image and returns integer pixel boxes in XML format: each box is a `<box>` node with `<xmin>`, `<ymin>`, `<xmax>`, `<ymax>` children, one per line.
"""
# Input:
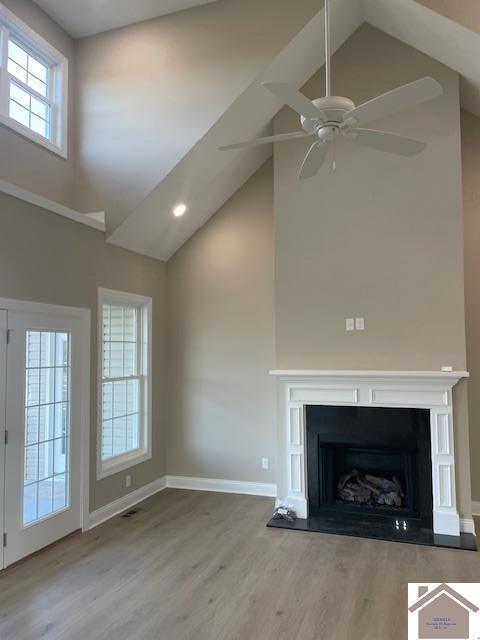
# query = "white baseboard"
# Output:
<box><xmin>166</xmin><ymin>475</ymin><xmax>277</xmax><ymax>497</ymax></box>
<box><xmin>87</xmin><ymin>476</ymin><xmax>167</xmax><ymax>530</ymax></box>
<box><xmin>87</xmin><ymin>475</ymin><xmax>276</xmax><ymax>530</ymax></box>
<box><xmin>460</xmin><ymin>518</ymin><xmax>476</xmax><ymax>535</ymax></box>
<box><xmin>87</xmin><ymin>477</ymin><xmax>476</xmax><ymax>535</ymax></box>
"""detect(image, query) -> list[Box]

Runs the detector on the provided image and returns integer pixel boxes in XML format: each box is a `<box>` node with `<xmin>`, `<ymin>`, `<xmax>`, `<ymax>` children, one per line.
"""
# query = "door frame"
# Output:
<box><xmin>0</xmin><ymin>297</ymin><xmax>91</xmax><ymax>540</ymax></box>
<box><xmin>0</xmin><ymin>309</ymin><xmax>7</xmax><ymax>569</ymax></box>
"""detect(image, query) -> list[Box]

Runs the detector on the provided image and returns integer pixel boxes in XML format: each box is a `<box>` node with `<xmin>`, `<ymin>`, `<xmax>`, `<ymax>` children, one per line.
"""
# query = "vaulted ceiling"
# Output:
<box><xmin>30</xmin><ymin>0</ymin><xmax>480</xmax><ymax>260</ymax></box>
<box><xmin>367</xmin><ymin>0</ymin><xmax>480</xmax><ymax>119</ymax></box>
<box><xmin>415</xmin><ymin>0</ymin><xmax>480</xmax><ymax>35</ymax></box>
<box><xmin>107</xmin><ymin>0</ymin><xmax>363</xmax><ymax>259</ymax></box>
<box><xmin>32</xmin><ymin>0</ymin><xmax>218</xmax><ymax>38</ymax></box>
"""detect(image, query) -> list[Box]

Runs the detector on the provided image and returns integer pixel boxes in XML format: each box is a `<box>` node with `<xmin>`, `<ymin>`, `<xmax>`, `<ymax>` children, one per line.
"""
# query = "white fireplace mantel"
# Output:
<box><xmin>270</xmin><ymin>369</ymin><xmax>469</xmax><ymax>537</ymax></box>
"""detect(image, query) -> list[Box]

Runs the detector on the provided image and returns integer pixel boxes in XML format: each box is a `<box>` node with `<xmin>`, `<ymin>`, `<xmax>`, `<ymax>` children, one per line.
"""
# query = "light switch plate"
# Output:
<box><xmin>262</xmin><ymin>457</ymin><xmax>269</xmax><ymax>470</ymax></box>
<box><xmin>346</xmin><ymin>318</ymin><xmax>355</xmax><ymax>331</ymax></box>
<box><xmin>355</xmin><ymin>318</ymin><xmax>365</xmax><ymax>331</ymax></box>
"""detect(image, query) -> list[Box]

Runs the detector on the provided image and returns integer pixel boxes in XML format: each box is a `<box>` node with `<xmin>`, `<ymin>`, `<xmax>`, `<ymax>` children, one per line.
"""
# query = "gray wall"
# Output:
<box><xmin>0</xmin><ymin>193</ymin><xmax>167</xmax><ymax>511</ymax></box>
<box><xmin>275</xmin><ymin>25</ymin><xmax>466</xmax><ymax>370</ymax></box>
<box><xmin>0</xmin><ymin>0</ymin><xmax>76</xmax><ymax>208</ymax></box>
<box><xmin>462</xmin><ymin>109</ymin><xmax>480</xmax><ymax>503</ymax></box>
<box><xmin>166</xmin><ymin>161</ymin><xmax>276</xmax><ymax>483</ymax></box>
<box><xmin>274</xmin><ymin>25</ymin><xmax>472</xmax><ymax>517</ymax></box>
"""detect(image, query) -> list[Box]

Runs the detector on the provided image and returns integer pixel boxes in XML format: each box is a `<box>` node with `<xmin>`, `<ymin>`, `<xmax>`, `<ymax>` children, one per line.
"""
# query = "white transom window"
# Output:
<box><xmin>98</xmin><ymin>289</ymin><xmax>152</xmax><ymax>479</ymax></box>
<box><xmin>0</xmin><ymin>4</ymin><xmax>68</xmax><ymax>157</ymax></box>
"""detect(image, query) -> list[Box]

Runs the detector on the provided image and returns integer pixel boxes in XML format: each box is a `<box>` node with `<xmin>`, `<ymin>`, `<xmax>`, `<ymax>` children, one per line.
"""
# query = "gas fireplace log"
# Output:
<box><xmin>392</xmin><ymin>476</ymin><xmax>404</xmax><ymax>497</ymax></box>
<box><xmin>338</xmin><ymin>470</ymin><xmax>359</xmax><ymax>491</ymax></box>
<box><xmin>364</xmin><ymin>474</ymin><xmax>383</xmax><ymax>488</ymax></box>
<box><xmin>365</xmin><ymin>474</ymin><xmax>401</xmax><ymax>493</ymax></box>
<box><xmin>337</xmin><ymin>469</ymin><xmax>404</xmax><ymax>507</ymax></box>
<box><xmin>339</xmin><ymin>485</ymin><xmax>372</xmax><ymax>503</ymax></box>
<box><xmin>376</xmin><ymin>491</ymin><xmax>402</xmax><ymax>507</ymax></box>
<box><xmin>356</xmin><ymin>477</ymin><xmax>382</xmax><ymax>496</ymax></box>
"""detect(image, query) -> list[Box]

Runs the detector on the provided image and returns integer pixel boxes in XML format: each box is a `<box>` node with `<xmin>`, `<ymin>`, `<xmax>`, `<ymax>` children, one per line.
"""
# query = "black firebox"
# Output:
<box><xmin>306</xmin><ymin>405</ymin><xmax>433</xmax><ymax>529</ymax></box>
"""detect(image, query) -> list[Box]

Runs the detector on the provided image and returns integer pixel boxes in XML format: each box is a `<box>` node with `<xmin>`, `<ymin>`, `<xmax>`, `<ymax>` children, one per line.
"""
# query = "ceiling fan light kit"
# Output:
<box><xmin>219</xmin><ymin>0</ymin><xmax>443</xmax><ymax>180</ymax></box>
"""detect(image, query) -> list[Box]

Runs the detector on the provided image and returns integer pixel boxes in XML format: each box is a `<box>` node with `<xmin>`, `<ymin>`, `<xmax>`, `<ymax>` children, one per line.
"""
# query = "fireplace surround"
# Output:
<box><xmin>269</xmin><ymin>370</ymin><xmax>474</xmax><ymax>547</ymax></box>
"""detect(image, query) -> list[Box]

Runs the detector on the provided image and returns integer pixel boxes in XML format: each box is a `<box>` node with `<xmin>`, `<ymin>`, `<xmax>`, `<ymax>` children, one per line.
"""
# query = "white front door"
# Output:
<box><xmin>2</xmin><ymin>306</ymin><xmax>88</xmax><ymax>567</ymax></box>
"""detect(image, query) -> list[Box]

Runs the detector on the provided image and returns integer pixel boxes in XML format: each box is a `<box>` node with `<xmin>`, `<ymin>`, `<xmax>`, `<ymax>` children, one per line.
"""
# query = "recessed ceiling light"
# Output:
<box><xmin>173</xmin><ymin>203</ymin><xmax>187</xmax><ymax>217</ymax></box>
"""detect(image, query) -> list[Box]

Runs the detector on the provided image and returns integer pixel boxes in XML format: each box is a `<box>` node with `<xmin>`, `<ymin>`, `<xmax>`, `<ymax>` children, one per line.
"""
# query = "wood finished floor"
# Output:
<box><xmin>0</xmin><ymin>489</ymin><xmax>478</xmax><ymax>640</ymax></box>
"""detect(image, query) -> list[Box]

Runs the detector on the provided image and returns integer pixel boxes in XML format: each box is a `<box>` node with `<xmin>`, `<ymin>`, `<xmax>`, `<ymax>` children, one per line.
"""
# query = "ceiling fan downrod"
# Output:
<box><xmin>325</xmin><ymin>0</ymin><xmax>331</xmax><ymax>98</ymax></box>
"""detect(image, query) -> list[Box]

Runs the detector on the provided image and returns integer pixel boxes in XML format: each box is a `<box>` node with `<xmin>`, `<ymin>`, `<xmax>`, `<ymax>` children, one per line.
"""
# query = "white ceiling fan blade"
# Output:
<box><xmin>262</xmin><ymin>81</ymin><xmax>325</xmax><ymax>122</ymax></box>
<box><xmin>345</xmin><ymin>77</ymin><xmax>443</xmax><ymax>127</ymax></box>
<box><xmin>346</xmin><ymin>128</ymin><xmax>426</xmax><ymax>157</ymax></box>
<box><xmin>219</xmin><ymin>131</ymin><xmax>313</xmax><ymax>151</ymax></box>
<box><xmin>299</xmin><ymin>141</ymin><xmax>330</xmax><ymax>180</ymax></box>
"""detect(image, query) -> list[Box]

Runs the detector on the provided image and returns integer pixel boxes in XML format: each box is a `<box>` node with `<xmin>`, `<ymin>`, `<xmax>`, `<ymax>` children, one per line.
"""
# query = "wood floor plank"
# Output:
<box><xmin>0</xmin><ymin>490</ymin><xmax>478</xmax><ymax>640</ymax></box>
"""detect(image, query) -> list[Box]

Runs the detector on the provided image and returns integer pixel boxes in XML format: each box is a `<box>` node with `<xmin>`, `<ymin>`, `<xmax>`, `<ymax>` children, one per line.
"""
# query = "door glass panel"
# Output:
<box><xmin>23</xmin><ymin>331</ymin><xmax>71</xmax><ymax>527</ymax></box>
<box><xmin>23</xmin><ymin>484</ymin><xmax>37</xmax><ymax>525</ymax></box>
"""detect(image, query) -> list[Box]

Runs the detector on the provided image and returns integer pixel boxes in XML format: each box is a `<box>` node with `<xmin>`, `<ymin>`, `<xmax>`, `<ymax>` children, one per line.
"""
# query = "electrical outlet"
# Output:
<box><xmin>262</xmin><ymin>457</ymin><xmax>269</xmax><ymax>470</ymax></box>
<box><xmin>125</xmin><ymin>474</ymin><xmax>132</xmax><ymax>488</ymax></box>
<box><xmin>355</xmin><ymin>317</ymin><xmax>365</xmax><ymax>331</ymax></box>
<box><xmin>346</xmin><ymin>318</ymin><xmax>355</xmax><ymax>331</ymax></box>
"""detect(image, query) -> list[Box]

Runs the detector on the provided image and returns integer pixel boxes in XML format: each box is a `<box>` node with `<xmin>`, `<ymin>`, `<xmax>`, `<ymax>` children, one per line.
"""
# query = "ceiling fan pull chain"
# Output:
<box><xmin>332</xmin><ymin>136</ymin><xmax>336</xmax><ymax>171</ymax></box>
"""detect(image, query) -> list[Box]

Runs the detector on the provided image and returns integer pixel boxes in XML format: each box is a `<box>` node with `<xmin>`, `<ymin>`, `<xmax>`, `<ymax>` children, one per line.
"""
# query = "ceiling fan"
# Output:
<box><xmin>219</xmin><ymin>0</ymin><xmax>443</xmax><ymax>179</ymax></box>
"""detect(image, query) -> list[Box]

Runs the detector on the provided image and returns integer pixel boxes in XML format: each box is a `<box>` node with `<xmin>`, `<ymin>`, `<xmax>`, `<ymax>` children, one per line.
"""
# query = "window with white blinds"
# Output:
<box><xmin>98</xmin><ymin>289</ymin><xmax>152</xmax><ymax>478</ymax></box>
<box><xmin>0</xmin><ymin>5</ymin><xmax>68</xmax><ymax>157</ymax></box>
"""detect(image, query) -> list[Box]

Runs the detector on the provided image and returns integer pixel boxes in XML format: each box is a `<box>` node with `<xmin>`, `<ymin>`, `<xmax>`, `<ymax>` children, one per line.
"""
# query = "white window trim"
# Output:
<box><xmin>97</xmin><ymin>288</ymin><xmax>153</xmax><ymax>480</ymax></box>
<box><xmin>0</xmin><ymin>3</ymin><xmax>68</xmax><ymax>158</ymax></box>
